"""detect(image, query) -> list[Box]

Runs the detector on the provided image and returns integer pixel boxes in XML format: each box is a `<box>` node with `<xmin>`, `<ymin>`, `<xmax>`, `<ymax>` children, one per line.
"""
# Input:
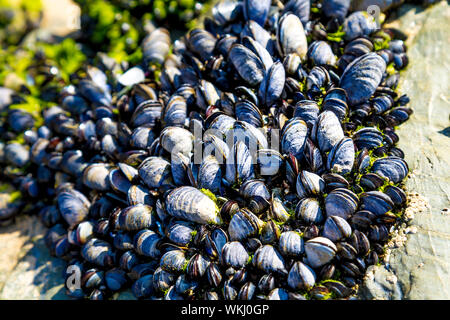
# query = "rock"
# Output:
<box><xmin>358</xmin><ymin>2</ymin><xmax>450</xmax><ymax>300</ymax></box>
<box><xmin>0</xmin><ymin>215</ymin><xmax>68</xmax><ymax>299</ymax></box>
<box><xmin>350</xmin><ymin>0</ymin><xmax>404</xmax><ymax>12</ymax></box>
<box><xmin>359</xmin><ymin>265</ymin><xmax>403</xmax><ymax>299</ymax></box>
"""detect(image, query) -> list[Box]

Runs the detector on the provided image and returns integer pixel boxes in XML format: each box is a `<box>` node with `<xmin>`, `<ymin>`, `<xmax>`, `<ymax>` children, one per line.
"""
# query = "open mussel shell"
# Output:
<box><xmin>109</xmin><ymin>168</ymin><xmax>132</xmax><ymax>194</ymax></box>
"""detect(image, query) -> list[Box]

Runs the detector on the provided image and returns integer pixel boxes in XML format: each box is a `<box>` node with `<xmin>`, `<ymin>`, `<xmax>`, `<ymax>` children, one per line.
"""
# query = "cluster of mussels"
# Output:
<box><xmin>0</xmin><ymin>0</ymin><xmax>413</xmax><ymax>300</ymax></box>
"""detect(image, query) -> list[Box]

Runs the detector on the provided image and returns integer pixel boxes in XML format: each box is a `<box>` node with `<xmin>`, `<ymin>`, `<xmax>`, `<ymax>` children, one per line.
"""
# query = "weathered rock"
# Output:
<box><xmin>359</xmin><ymin>2</ymin><xmax>450</xmax><ymax>300</ymax></box>
<box><xmin>0</xmin><ymin>215</ymin><xmax>68</xmax><ymax>299</ymax></box>
<box><xmin>350</xmin><ymin>0</ymin><xmax>404</xmax><ymax>12</ymax></box>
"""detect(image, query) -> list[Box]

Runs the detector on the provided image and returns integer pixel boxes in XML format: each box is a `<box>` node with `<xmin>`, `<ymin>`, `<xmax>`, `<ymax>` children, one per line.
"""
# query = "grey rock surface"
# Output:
<box><xmin>350</xmin><ymin>0</ymin><xmax>405</xmax><ymax>12</ymax></box>
<box><xmin>359</xmin><ymin>1</ymin><xmax>450</xmax><ymax>300</ymax></box>
<box><xmin>0</xmin><ymin>214</ymin><xmax>68</xmax><ymax>299</ymax></box>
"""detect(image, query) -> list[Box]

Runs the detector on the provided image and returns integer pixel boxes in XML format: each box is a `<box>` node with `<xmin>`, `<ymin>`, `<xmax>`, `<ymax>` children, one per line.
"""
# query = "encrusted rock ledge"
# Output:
<box><xmin>358</xmin><ymin>1</ymin><xmax>450</xmax><ymax>300</ymax></box>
